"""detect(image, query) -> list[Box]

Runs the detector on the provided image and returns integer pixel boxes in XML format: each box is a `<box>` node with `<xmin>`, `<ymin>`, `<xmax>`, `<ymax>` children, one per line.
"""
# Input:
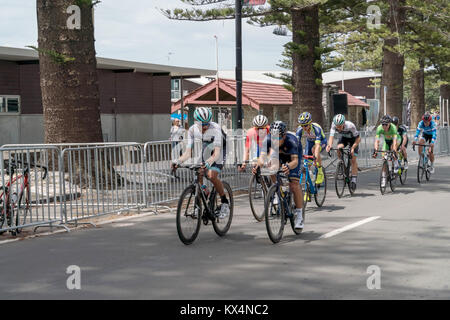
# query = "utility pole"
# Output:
<box><xmin>235</xmin><ymin>0</ymin><xmax>243</xmax><ymax>129</ymax></box>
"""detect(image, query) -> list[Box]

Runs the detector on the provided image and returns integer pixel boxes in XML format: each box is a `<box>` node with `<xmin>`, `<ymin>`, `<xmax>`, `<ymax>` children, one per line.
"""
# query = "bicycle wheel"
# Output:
<box><xmin>14</xmin><ymin>187</ymin><xmax>31</xmax><ymax>234</ymax></box>
<box><xmin>334</xmin><ymin>160</ymin><xmax>346</xmax><ymax>198</ymax></box>
<box><xmin>425</xmin><ymin>158</ymin><xmax>431</xmax><ymax>181</ymax></box>
<box><xmin>314</xmin><ymin>166</ymin><xmax>327</xmax><ymax>207</ymax></box>
<box><xmin>389</xmin><ymin>161</ymin><xmax>397</xmax><ymax>192</ymax></box>
<box><xmin>248</xmin><ymin>174</ymin><xmax>266</xmax><ymax>222</ymax></box>
<box><xmin>417</xmin><ymin>155</ymin><xmax>425</xmax><ymax>183</ymax></box>
<box><xmin>176</xmin><ymin>185</ymin><xmax>202</xmax><ymax>245</ymax></box>
<box><xmin>380</xmin><ymin>161</ymin><xmax>389</xmax><ymax>195</ymax></box>
<box><xmin>264</xmin><ymin>185</ymin><xmax>285</xmax><ymax>244</ymax></box>
<box><xmin>212</xmin><ymin>181</ymin><xmax>234</xmax><ymax>237</ymax></box>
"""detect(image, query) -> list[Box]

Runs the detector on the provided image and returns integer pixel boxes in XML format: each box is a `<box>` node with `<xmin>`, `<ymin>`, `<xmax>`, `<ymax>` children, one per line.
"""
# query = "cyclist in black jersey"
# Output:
<box><xmin>392</xmin><ymin>116</ymin><xmax>408</xmax><ymax>169</ymax></box>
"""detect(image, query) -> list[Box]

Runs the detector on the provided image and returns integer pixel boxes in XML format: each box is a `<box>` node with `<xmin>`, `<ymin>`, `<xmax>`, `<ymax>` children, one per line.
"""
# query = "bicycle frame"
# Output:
<box><xmin>299</xmin><ymin>157</ymin><xmax>317</xmax><ymax>195</ymax></box>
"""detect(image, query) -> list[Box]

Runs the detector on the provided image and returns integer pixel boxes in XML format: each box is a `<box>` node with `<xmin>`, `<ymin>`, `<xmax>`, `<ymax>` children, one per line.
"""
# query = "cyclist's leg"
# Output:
<box><xmin>288</xmin><ymin>166</ymin><xmax>304</xmax><ymax>228</ymax></box>
<box><xmin>350</xmin><ymin>139</ymin><xmax>359</xmax><ymax>177</ymax></box>
<box><xmin>427</xmin><ymin>136</ymin><xmax>435</xmax><ymax>163</ymax></box>
<box><xmin>207</xmin><ymin>165</ymin><xmax>225</xmax><ymax>197</ymax></box>
<box><xmin>418</xmin><ymin>136</ymin><xmax>426</xmax><ymax>157</ymax></box>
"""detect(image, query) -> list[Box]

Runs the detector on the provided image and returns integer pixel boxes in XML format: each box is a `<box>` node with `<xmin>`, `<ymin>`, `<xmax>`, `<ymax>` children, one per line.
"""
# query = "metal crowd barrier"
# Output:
<box><xmin>0</xmin><ymin>146</ymin><xmax>66</xmax><ymax>234</ymax></box>
<box><xmin>1</xmin><ymin>127</ymin><xmax>449</xmax><ymax>236</ymax></box>
<box><xmin>60</xmin><ymin>143</ymin><xmax>145</xmax><ymax>225</ymax></box>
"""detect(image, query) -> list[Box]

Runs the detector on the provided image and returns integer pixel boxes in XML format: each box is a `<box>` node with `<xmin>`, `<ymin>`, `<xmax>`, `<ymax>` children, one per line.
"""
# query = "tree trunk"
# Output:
<box><xmin>37</xmin><ymin>0</ymin><xmax>103</xmax><ymax>144</ymax></box>
<box><xmin>410</xmin><ymin>59</ymin><xmax>425</xmax><ymax>128</ymax></box>
<box><xmin>381</xmin><ymin>0</ymin><xmax>406</xmax><ymax>120</ymax></box>
<box><xmin>291</xmin><ymin>4</ymin><xmax>324</xmax><ymax>129</ymax></box>
<box><xmin>440</xmin><ymin>84</ymin><xmax>450</xmax><ymax>100</ymax></box>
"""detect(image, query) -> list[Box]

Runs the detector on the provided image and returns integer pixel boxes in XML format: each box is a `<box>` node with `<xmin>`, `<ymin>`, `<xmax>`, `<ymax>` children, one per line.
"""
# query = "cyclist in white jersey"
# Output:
<box><xmin>172</xmin><ymin>107</ymin><xmax>230</xmax><ymax>218</ymax></box>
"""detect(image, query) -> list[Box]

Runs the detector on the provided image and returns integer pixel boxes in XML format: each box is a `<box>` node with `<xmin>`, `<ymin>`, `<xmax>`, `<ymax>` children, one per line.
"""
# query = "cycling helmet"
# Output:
<box><xmin>381</xmin><ymin>115</ymin><xmax>392</xmax><ymax>125</ymax></box>
<box><xmin>298</xmin><ymin>112</ymin><xmax>312</xmax><ymax>126</ymax></box>
<box><xmin>194</xmin><ymin>107</ymin><xmax>212</xmax><ymax>123</ymax></box>
<box><xmin>270</xmin><ymin>121</ymin><xmax>287</xmax><ymax>137</ymax></box>
<box><xmin>392</xmin><ymin>116</ymin><xmax>399</xmax><ymax>126</ymax></box>
<box><xmin>252</xmin><ymin>115</ymin><xmax>268</xmax><ymax>128</ymax></box>
<box><xmin>422</xmin><ymin>112</ymin><xmax>432</xmax><ymax>121</ymax></box>
<box><xmin>333</xmin><ymin>114</ymin><xmax>346</xmax><ymax>126</ymax></box>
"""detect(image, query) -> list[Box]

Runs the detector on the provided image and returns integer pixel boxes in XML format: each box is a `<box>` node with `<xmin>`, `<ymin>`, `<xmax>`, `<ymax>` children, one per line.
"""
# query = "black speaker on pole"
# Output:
<box><xmin>332</xmin><ymin>94</ymin><xmax>348</xmax><ymax>116</ymax></box>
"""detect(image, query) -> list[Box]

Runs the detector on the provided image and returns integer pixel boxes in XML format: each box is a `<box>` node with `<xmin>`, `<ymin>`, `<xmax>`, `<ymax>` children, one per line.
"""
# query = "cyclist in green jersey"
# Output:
<box><xmin>373</xmin><ymin>115</ymin><xmax>400</xmax><ymax>171</ymax></box>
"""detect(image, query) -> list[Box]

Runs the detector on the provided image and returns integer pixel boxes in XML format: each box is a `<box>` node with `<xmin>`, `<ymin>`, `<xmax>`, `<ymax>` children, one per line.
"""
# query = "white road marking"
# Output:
<box><xmin>318</xmin><ymin>216</ymin><xmax>381</xmax><ymax>239</ymax></box>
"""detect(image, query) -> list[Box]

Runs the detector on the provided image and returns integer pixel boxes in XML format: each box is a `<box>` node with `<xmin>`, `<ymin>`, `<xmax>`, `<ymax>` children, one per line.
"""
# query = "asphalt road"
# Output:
<box><xmin>0</xmin><ymin>157</ymin><xmax>449</xmax><ymax>300</ymax></box>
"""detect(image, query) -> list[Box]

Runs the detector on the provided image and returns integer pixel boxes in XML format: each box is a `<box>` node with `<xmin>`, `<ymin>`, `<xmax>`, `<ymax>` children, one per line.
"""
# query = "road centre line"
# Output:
<box><xmin>318</xmin><ymin>216</ymin><xmax>381</xmax><ymax>240</ymax></box>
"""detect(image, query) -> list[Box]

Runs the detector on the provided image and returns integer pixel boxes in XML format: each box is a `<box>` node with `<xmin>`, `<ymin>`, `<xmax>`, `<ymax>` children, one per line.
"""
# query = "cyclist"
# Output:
<box><xmin>413</xmin><ymin>112</ymin><xmax>437</xmax><ymax>173</ymax></box>
<box><xmin>296</xmin><ymin>112</ymin><xmax>327</xmax><ymax>185</ymax></box>
<box><xmin>239</xmin><ymin>115</ymin><xmax>270</xmax><ymax>172</ymax></box>
<box><xmin>252</xmin><ymin>121</ymin><xmax>305</xmax><ymax>230</ymax></box>
<box><xmin>373</xmin><ymin>115</ymin><xmax>399</xmax><ymax>187</ymax></box>
<box><xmin>325</xmin><ymin>114</ymin><xmax>361</xmax><ymax>190</ymax></box>
<box><xmin>392</xmin><ymin>116</ymin><xmax>409</xmax><ymax>170</ymax></box>
<box><xmin>171</xmin><ymin>107</ymin><xmax>230</xmax><ymax>218</ymax></box>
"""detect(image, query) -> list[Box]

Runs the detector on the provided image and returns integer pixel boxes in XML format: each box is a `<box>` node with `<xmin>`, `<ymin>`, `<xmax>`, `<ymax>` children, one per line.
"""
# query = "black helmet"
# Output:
<box><xmin>381</xmin><ymin>115</ymin><xmax>392</xmax><ymax>125</ymax></box>
<box><xmin>270</xmin><ymin>121</ymin><xmax>287</xmax><ymax>137</ymax></box>
<box><xmin>392</xmin><ymin>116</ymin><xmax>399</xmax><ymax>126</ymax></box>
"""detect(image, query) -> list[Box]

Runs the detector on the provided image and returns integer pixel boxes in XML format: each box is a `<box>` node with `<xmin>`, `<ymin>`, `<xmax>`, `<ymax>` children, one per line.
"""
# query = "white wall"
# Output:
<box><xmin>0</xmin><ymin>114</ymin><xmax>170</xmax><ymax>146</ymax></box>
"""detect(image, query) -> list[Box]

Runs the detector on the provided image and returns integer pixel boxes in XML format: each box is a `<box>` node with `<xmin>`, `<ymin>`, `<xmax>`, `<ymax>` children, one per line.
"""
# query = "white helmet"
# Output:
<box><xmin>193</xmin><ymin>107</ymin><xmax>212</xmax><ymax>123</ymax></box>
<box><xmin>252</xmin><ymin>115</ymin><xmax>268</xmax><ymax>128</ymax></box>
<box><xmin>333</xmin><ymin>114</ymin><xmax>346</xmax><ymax>126</ymax></box>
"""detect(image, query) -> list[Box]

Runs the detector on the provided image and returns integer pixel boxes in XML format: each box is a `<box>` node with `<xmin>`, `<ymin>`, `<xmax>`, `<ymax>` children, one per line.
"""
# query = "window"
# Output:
<box><xmin>0</xmin><ymin>96</ymin><xmax>20</xmax><ymax>113</ymax></box>
<box><xmin>171</xmin><ymin>79</ymin><xmax>181</xmax><ymax>101</ymax></box>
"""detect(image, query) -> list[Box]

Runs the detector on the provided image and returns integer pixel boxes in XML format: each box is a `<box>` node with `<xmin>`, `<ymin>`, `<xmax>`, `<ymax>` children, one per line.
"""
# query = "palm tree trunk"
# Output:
<box><xmin>37</xmin><ymin>0</ymin><xmax>103</xmax><ymax>144</ymax></box>
<box><xmin>291</xmin><ymin>4</ymin><xmax>324</xmax><ymax>129</ymax></box>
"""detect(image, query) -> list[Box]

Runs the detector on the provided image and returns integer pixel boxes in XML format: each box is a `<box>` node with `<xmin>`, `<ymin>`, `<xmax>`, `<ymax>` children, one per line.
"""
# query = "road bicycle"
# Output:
<box><xmin>0</xmin><ymin>159</ymin><xmax>47</xmax><ymax>236</ymax></box>
<box><xmin>173</xmin><ymin>164</ymin><xmax>234</xmax><ymax>245</ymax></box>
<box><xmin>264</xmin><ymin>169</ymin><xmax>303</xmax><ymax>244</ymax></box>
<box><xmin>373</xmin><ymin>149</ymin><xmax>398</xmax><ymax>195</ymax></box>
<box><xmin>299</xmin><ymin>155</ymin><xmax>327</xmax><ymax>208</ymax></box>
<box><xmin>413</xmin><ymin>143</ymin><xmax>433</xmax><ymax>183</ymax></box>
<box><xmin>330</xmin><ymin>147</ymin><xmax>356</xmax><ymax>198</ymax></box>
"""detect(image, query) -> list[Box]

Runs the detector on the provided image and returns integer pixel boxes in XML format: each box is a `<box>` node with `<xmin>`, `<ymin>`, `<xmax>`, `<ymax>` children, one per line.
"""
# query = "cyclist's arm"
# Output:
<box><xmin>353</xmin><ymin>135</ymin><xmax>361</xmax><ymax>148</ymax></box>
<box><xmin>206</xmin><ymin>146</ymin><xmax>221</xmax><ymax>166</ymax></box>
<box><xmin>286</xmin><ymin>154</ymin><xmax>299</xmax><ymax>171</ymax></box>
<box><xmin>177</xmin><ymin>146</ymin><xmax>192</xmax><ymax>164</ymax></box>
<box><xmin>414</xmin><ymin>124</ymin><xmax>422</xmax><ymax>142</ymax></box>
<box><xmin>431</xmin><ymin>123</ymin><xmax>437</xmax><ymax>144</ymax></box>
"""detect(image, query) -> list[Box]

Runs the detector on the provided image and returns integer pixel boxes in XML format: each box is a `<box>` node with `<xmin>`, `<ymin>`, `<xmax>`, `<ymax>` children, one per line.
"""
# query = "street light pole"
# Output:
<box><xmin>235</xmin><ymin>0</ymin><xmax>243</xmax><ymax>130</ymax></box>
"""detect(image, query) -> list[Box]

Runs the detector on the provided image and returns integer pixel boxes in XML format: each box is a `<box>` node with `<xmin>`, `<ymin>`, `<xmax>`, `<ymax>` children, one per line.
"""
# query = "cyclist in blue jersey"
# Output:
<box><xmin>296</xmin><ymin>112</ymin><xmax>327</xmax><ymax>185</ymax></box>
<box><xmin>413</xmin><ymin>112</ymin><xmax>437</xmax><ymax>173</ymax></box>
<box><xmin>253</xmin><ymin>121</ymin><xmax>305</xmax><ymax>230</ymax></box>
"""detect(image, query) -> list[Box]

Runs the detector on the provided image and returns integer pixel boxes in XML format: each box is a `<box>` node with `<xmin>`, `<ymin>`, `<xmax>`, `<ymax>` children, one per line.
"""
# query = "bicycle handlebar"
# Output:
<box><xmin>3</xmin><ymin>159</ymin><xmax>48</xmax><ymax>179</ymax></box>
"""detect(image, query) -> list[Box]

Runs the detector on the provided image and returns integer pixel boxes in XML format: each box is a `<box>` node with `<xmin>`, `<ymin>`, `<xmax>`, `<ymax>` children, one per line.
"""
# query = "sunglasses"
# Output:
<box><xmin>382</xmin><ymin>124</ymin><xmax>390</xmax><ymax>127</ymax></box>
<box><xmin>201</xmin><ymin>122</ymin><xmax>210</xmax><ymax>127</ymax></box>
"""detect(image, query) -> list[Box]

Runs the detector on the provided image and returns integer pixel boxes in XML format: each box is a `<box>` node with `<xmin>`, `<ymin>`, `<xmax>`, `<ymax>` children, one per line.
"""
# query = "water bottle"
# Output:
<box><xmin>201</xmin><ymin>185</ymin><xmax>210</xmax><ymax>198</ymax></box>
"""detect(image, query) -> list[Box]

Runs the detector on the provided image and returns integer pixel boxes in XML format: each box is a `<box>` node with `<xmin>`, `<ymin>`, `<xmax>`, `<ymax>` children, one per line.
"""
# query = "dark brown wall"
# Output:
<box><xmin>0</xmin><ymin>60</ymin><xmax>20</xmax><ymax>95</ymax></box>
<box><xmin>152</xmin><ymin>75</ymin><xmax>170</xmax><ymax>114</ymax></box>
<box><xmin>20</xmin><ymin>64</ymin><xmax>42</xmax><ymax>114</ymax></box>
<box><xmin>183</xmin><ymin>79</ymin><xmax>202</xmax><ymax>93</ymax></box>
<box><xmin>329</xmin><ymin>78</ymin><xmax>378</xmax><ymax>100</ymax></box>
<box><xmin>0</xmin><ymin>60</ymin><xmax>172</xmax><ymax>115</ymax></box>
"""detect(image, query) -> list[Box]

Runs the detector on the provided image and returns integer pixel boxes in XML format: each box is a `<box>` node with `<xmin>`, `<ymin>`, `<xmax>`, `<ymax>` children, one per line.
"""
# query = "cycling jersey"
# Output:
<box><xmin>415</xmin><ymin>120</ymin><xmax>437</xmax><ymax>144</ymax></box>
<box><xmin>245</xmin><ymin>126</ymin><xmax>270</xmax><ymax>158</ymax></box>
<box><xmin>375</xmin><ymin>124</ymin><xmax>398</xmax><ymax>141</ymax></box>
<box><xmin>187</xmin><ymin>122</ymin><xmax>226</xmax><ymax>171</ymax></box>
<box><xmin>397</xmin><ymin>124</ymin><xmax>409</xmax><ymax>147</ymax></box>
<box><xmin>296</xmin><ymin>122</ymin><xmax>327</xmax><ymax>144</ymax></box>
<box><xmin>376</xmin><ymin>124</ymin><xmax>398</xmax><ymax>152</ymax></box>
<box><xmin>330</xmin><ymin>121</ymin><xmax>360</xmax><ymax>139</ymax></box>
<box><xmin>261</xmin><ymin>132</ymin><xmax>302</xmax><ymax>180</ymax></box>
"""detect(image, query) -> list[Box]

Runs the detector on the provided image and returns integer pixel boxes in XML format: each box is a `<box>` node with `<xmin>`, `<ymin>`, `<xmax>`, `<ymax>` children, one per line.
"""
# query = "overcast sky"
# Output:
<box><xmin>0</xmin><ymin>0</ymin><xmax>289</xmax><ymax>71</ymax></box>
